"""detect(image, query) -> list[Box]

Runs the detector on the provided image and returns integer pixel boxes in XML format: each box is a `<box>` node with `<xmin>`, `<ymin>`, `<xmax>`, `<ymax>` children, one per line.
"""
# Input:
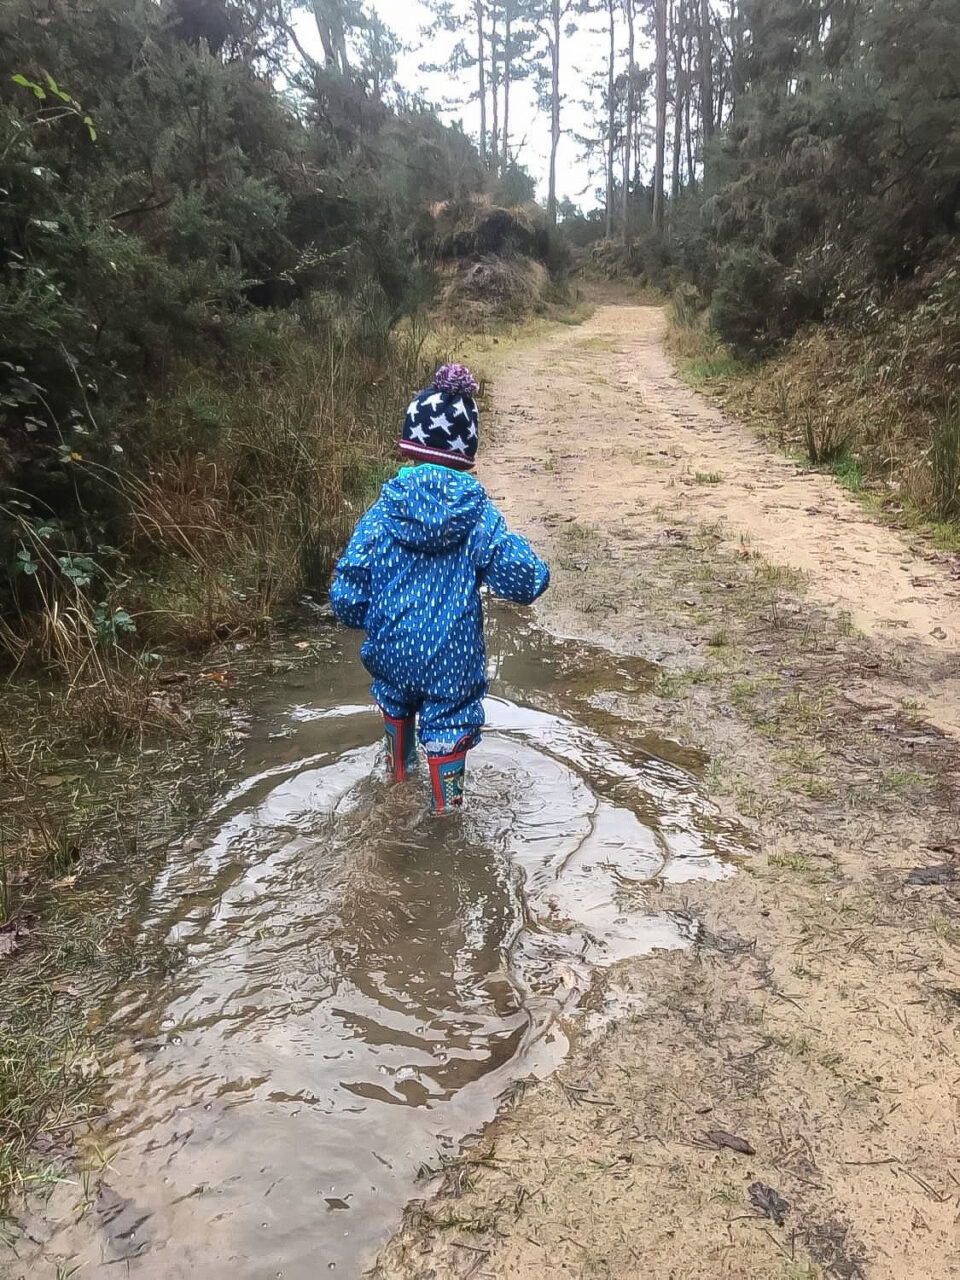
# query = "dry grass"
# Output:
<box><xmin>667</xmin><ymin>252</ymin><xmax>960</xmax><ymax>539</ymax></box>
<box><xmin>2</xmin><ymin>310</ymin><xmax>444</xmax><ymax>669</ymax></box>
<box><xmin>0</xmin><ymin>640</ymin><xmax>237</xmax><ymax>1197</ymax></box>
<box><xmin>117</xmin><ymin>320</ymin><xmax>442</xmax><ymax>648</ymax></box>
<box><xmin>440</xmin><ymin>255</ymin><xmax>552</xmax><ymax>324</ymax></box>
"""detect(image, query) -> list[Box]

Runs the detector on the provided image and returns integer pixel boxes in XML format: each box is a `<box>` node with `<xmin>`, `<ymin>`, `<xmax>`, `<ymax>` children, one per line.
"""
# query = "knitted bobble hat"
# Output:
<box><xmin>400</xmin><ymin>363</ymin><xmax>480</xmax><ymax>470</ymax></box>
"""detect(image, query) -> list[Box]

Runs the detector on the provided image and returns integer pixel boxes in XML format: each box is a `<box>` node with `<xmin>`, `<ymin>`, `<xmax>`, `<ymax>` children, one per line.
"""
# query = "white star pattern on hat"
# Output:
<box><xmin>401</xmin><ymin>381</ymin><xmax>479</xmax><ymax>470</ymax></box>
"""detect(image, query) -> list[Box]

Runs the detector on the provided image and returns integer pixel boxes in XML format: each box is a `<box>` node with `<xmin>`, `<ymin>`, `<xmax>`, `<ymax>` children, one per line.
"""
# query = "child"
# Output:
<box><xmin>330</xmin><ymin>363</ymin><xmax>550</xmax><ymax>812</ymax></box>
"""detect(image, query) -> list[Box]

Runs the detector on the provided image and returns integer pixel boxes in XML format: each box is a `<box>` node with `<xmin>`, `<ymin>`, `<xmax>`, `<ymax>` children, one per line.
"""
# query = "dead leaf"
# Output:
<box><xmin>906</xmin><ymin>864</ymin><xmax>957</xmax><ymax>886</ymax></box>
<box><xmin>32</xmin><ymin>1129</ymin><xmax>78</xmax><ymax>1163</ymax></box>
<box><xmin>0</xmin><ymin>917</ymin><xmax>30</xmax><ymax>956</ymax></box>
<box><xmin>701</xmin><ymin>1129</ymin><xmax>756</xmax><ymax>1155</ymax></box>
<box><xmin>842</xmin><ymin>692</ymin><xmax>893</xmax><ymax>713</ymax></box>
<box><xmin>749</xmin><ymin>1180</ymin><xmax>790</xmax><ymax>1225</ymax></box>
<box><xmin>49</xmin><ymin>977</ymin><xmax>82</xmax><ymax>995</ymax></box>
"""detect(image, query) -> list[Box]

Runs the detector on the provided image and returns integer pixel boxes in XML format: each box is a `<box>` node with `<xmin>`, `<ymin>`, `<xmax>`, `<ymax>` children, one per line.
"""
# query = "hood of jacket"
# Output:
<box><xmin>380</xmin><ymin>464</ymin><xmax>485</xmax><ymax>553</ymax></box>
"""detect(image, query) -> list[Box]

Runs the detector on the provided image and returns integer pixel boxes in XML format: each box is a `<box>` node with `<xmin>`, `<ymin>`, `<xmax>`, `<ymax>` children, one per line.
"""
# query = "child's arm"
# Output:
<box><xmin>330</xmin><ymin>515</ymin><xmax>375</xmax><ymax>629</ymax></box>
<box><xmin>476</xmin><ymin>501</ymin><xmax>550</xmax><ymax>604</ymax></box>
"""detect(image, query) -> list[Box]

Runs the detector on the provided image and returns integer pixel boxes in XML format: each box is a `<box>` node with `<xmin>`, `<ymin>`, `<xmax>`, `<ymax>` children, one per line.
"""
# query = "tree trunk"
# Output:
<box><xmin>652</xmin><ymin>0</ymin><xmax>667</xmax><ymax>233</ymax></box>
<box><xmin>605</xmin><ymin>0</ymin><xmax>616</xmax><ymax>238</ymax></box>
<box><xmin>503</xmin><ymin>0</ymin><xmax>511</xmax><ymax>172</ymax></box>
<box><xmin>475</xmin><ymin>0</ymin><xmax>487</xmax><ymax>163</ymax></box>
<box><xmin>729</xmin><ymin>0</ymin><xmax>744</xmax><ymax>105</ymax></box>
<box><xmin>311</xmin><ymin>1</ymin><xmax>338</xmax><ymax>69</ymax></box>
<box><xmin>670</xmin><ymin>0</ymin><xmax>682</xmax><ymax>202</ymax></box>
<box><xmin>547</xmin><ymin>0</ymin><xmax>560</xmax><ymax>224</ymax></box>
<box><xmin>621</xmin><ymin>0</ymin><xmax>635</xmax><ymax>245</ymax></box>
<box><xmin>699</xmin><ymin>0</ymin><xmax>714</xmax><ymax>140</ymax></box>
<box><xmin>490</xmin><ymin>5</ymin><xmax>499</xmax><ymax>171</ymax></box>
<box><xmin>634</xmin><ymin>91</ymin><xmax>642</xmax><ymax>188</ymax></box>
<box><xmin>672</xmin><ymin>102</ymin><xmax>683</xmax><ymax>201</ymax></box>
<box><xmin>685</xmin><ymin>1</ymin><xmax>695</xmax><ymax>185</ymax></box>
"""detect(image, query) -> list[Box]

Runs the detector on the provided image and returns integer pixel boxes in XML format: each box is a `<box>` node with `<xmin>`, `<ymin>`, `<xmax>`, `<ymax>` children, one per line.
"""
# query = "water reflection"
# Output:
<box><xmin>13</xmin><ymin>609</ymin><xmax>743</xmax><ymax>1279</ymax></box>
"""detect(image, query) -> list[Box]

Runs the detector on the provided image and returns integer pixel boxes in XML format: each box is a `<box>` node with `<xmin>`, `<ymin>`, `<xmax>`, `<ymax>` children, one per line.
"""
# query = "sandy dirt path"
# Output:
<box><xmin>485</xmin><ymin>304</ymin><xmax>960</xmax><ymax>736</ymax></box>
<box><xmin>374</xmin><ymin>302</ymin><xmax>960</xmax><ymax>1280</ymax></box>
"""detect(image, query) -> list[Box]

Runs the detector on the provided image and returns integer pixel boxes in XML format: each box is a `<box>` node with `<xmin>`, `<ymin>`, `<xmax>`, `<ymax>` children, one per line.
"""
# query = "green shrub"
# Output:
<box><xmin>711</xmin><ymin>247</ymin><xmax>785</xmax><ymax>354</ymax></box>
<box><xmin>630</xmin><ymin>231</ymin><xmax>674</xmax><ymax>289</ymax></box>
<box><xmin>0</xmin><ymin>0</ymin><xmax>487</xmax><ymax>659</ymax></box>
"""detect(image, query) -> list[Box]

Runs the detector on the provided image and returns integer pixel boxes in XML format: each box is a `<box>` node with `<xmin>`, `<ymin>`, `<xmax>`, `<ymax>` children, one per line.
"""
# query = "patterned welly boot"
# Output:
<box><xmin>382</xmin><ymin>714</ymin><xmax>418</xmax><ymax>782</ymax></box>
<box><xmin>428</xmin><ymin>745</ymin><xmax>468</xmax><ymax>813</ymax></box>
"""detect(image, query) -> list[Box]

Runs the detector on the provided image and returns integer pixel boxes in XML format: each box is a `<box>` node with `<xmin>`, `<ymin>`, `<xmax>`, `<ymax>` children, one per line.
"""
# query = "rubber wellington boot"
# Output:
<box><xmin>428</xmin><ymin>746</ymin><xmax>468</xmax><ymax>813</ymax></box>
<box><xmin>383</xmin><ymin>714</ymin><xmax>418</xmax><ymax>782</ymax></box>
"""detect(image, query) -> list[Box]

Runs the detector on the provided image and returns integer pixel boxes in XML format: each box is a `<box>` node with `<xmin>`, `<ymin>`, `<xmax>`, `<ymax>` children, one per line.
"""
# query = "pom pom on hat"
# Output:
<box><xmin>400</xmin><ymin>363</ymin><xmax>480</xmax><ymax>470</ymax></box>
<box><xmin>432</xmin><ymin>363</ymin><xmax>479</xmax><ymax>396</ymax></box>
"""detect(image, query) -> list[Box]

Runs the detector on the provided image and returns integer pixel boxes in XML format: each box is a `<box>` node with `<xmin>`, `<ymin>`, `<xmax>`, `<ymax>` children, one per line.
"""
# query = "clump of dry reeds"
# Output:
<box><xmin>120</xmin><ymin>311</ymin><xmax>440</xmax><ymax>647</ymax></box>
<box><xmin>441</xmin><ymin>255</ymin><xmax>550</xmax><ymax>324</ymax></box>
<box><xmin>1</xmin><ymin>304</ymin><xmax>442</xmax><ymax>678</ymax></box>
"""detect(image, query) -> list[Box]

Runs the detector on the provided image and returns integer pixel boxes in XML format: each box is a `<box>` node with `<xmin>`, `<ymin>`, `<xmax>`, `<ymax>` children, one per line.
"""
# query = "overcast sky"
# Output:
<box><xmin>294</xmin><ymin>0</ymin><xmax>654</xmax><ymax>211</ymax></box>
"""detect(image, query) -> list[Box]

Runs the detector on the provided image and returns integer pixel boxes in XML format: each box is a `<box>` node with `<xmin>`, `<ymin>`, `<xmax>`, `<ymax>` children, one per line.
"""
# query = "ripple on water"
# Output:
<box><xmin>21</xmin><ymin>610</ymin><xmax>744</xmax><ymax>1279</ymax></box>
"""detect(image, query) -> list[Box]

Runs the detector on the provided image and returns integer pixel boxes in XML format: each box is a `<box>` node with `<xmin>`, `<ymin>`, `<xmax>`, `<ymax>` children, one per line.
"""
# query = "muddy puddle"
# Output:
<box><xmin>10</xmin><ymin>608</ymin><xmax>745</xmax><ymax>1279</ymax></box>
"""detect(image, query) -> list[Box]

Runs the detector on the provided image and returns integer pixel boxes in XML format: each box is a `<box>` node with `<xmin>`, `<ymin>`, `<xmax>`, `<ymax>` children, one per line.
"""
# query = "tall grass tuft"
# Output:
<box><xmin>122</xmin><ymin>311</ymin><xmax>438</xmax><ymax>648</ymax></box>
<box><xmin>1</xmin><ymin>300</ymin><xmax>443</xmax><ymax>672</ymax></box>
<box><xmin>931</xmin><ymin>401</ymin><xmax>960</xmax><ymax>520</ymax></box>
<box><xmin>802</xmin><ymin>409</ymin><xmax>849</xmax><ymax>467</ymax></box>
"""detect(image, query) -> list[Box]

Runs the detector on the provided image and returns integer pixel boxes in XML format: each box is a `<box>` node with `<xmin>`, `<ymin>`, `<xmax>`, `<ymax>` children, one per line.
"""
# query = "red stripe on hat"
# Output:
<box><xmin>398</xmin><ymin>439</ymin><xmax>475</xmax><ymax>470</ymax></box>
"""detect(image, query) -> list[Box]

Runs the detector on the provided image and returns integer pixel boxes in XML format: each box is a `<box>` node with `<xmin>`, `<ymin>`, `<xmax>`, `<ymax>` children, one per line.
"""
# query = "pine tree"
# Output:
<box><xmin>528</xmin><ymin>0</ymin><xmax>578</xmax><ymax>222</ymax></box>
<box><xmin>652</xmin><ymin>0</ymin><xmax>667</xmax><ymax>231</ymax></box>
<box><xmin>498</xmin><ymin>0</ymin><xmax>536</xmax><ymax>174</ymax></box>
<box><xmin>599</xmin><ymin>0</ymin><xmax>617</xmax><ymax>235</ymax></box>
<box><xmin>309</xmin><ymin>0</ymin><xmax>361</xmax><ymax>73</ymax></box>
<box><xmin>699</xmin><ymin>0</ymin><xmax>714</xmax><ymax>138</ymax></box>
<box><xmin>621</xmin><ymin>0</ymin><xmax>636</xmax><ymax>242</ymax></box>
<box><xmin>418</xmin><ymin>0</ymin><xmax>491</xmax><ymax>163</ymax></box>
<box><xmin>475</xmin><ymin>0</ymin><xmax>489</xmax><ymax>160</ymax></box>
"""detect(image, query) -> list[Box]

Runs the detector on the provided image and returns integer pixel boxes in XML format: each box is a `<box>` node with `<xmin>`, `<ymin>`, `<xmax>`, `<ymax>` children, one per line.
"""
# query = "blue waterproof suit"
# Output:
<box><xmin>331</xmin><ymin>464</ymin><xmax>550</xmax><ymax>751</ymax></box>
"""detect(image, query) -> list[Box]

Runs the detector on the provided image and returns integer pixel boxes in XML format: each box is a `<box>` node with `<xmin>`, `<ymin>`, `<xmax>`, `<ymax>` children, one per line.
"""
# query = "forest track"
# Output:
<box><xmin>373</xmin><ymin>301</ymin><xmax>960</xmax><ymax>1279</ymax></box>
<box><xmin>488</xmin><ymin>303</ymin><xmax>960</xmax><ymax>737</ymax></box>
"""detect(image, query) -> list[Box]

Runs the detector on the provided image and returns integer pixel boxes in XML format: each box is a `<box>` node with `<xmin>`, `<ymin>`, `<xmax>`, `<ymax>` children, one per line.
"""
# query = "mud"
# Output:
<box><xmin>484</xmin><ymin>303</ymin><xmax>960</xmax><ymax>737</ymax></box>
<box><xmin>373</xmin><ymin>300</ymin><xmax>960</xmax><ymax>1279</ymax></box>
<box><xmin>2</xmin><ymin>610</ymin><xmax>745</xmax><ymax>1279</ymax></box>
<box><xmin>8</xmin><ymin>299</ymin><xmax>960</xmax><ymax>1280</ymax></box>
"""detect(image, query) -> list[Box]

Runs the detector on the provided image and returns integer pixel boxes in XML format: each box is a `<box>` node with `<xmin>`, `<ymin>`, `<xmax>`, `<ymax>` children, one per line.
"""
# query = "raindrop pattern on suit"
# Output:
<box><xmin>331</xmin><ymin>464</ymin><xmax>550</xmax><ymax>752</ymax></box>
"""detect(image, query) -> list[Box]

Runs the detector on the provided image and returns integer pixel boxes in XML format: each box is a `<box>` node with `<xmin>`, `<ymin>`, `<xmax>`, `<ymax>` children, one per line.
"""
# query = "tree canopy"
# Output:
<box><xmin>0</xmin><ymin>0</ymin><xmax>484</xmax><ymax>633</ymax></box>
